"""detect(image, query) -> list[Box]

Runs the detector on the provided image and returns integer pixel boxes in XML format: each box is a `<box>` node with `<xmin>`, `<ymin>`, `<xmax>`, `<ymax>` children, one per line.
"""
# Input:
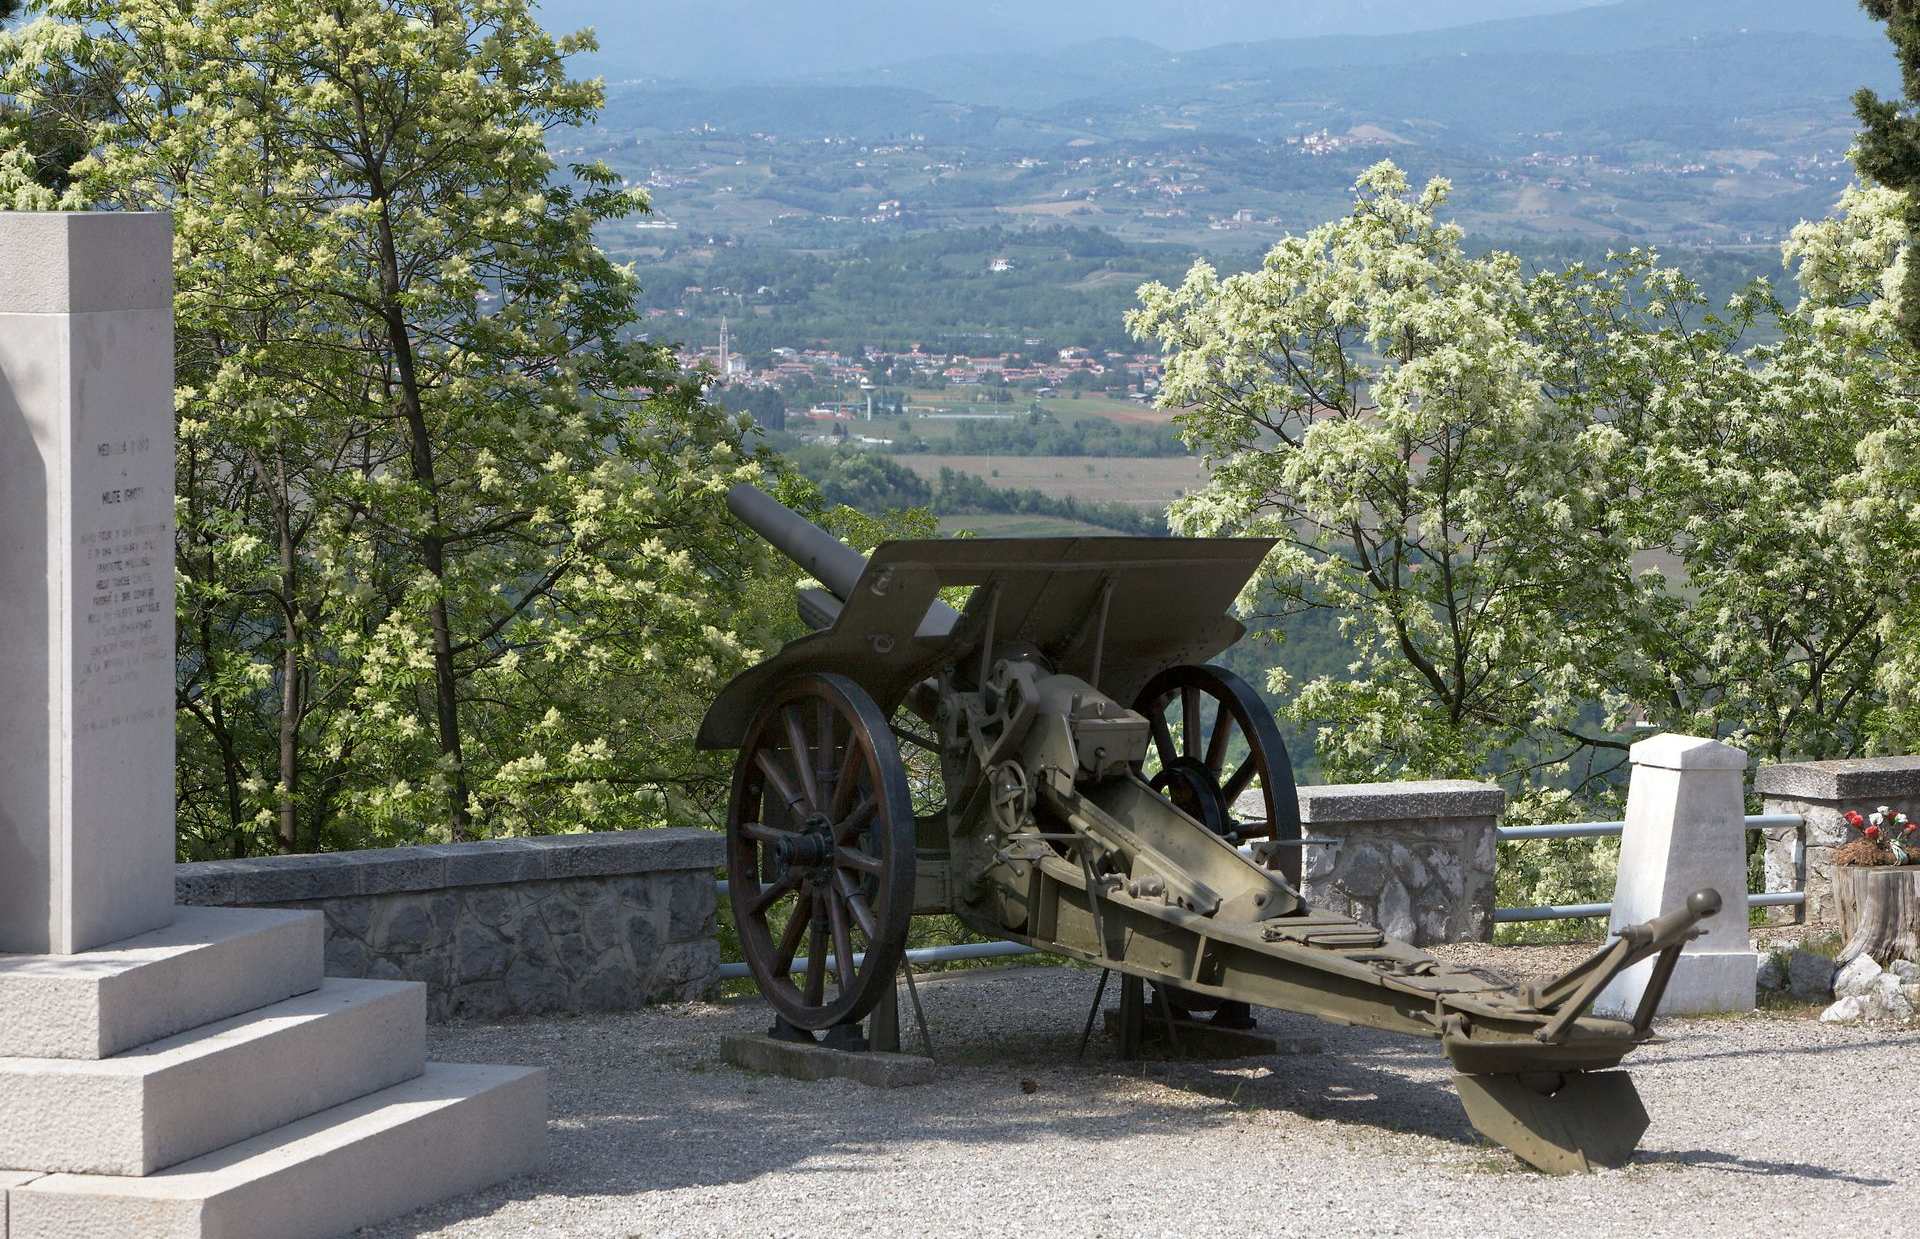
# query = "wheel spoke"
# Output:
<box><xmin>835</xmin><ymin>871</ymin><xmax>879</xmax><ymax>939</ymax></box>
<box><xmin>775</xmin><ymin>894</ymin><xmax>813</xmax><ymax>973</ymax></box>
<box><xmin>747</xmin><ymin>869</ymin><xmax>800</xmax><ymax>917</ymax></box>
<box><xmin>804</xmin><ymin>896</ymin><xmax>829</xmax><ymax>1004</ymax></box>
<box><xmin>833</xmin><ymin>796</ymin><xmax>877</xmax><ymax>845</ymax></box>
<box><xmin>783</xmin><ymin>707</ymin><xmax>821</xmax><ymax>814</ymax></box>
<box><xmin>836</xmin><ymin>845</ymin><xmax>883</xmax><ymax>876</ymax></box>
<box><xmin>831</xmin><ymin>739</ymin><xmax>863</xmax><ymax>819</ymax></box>
<box><xmin>1222</xmin><ymin>758</ymin><xmax>1258</xmax><ymax>804</ymax></box>
<box><xmin>754</xmin><ymin>750</ymin><xmax>805</xmax><ymax>815</ymax></box>
<box><xmin>1204</xmin><ymin>706</ymin><xmax>1236</xmax><ymax>777</ymax></box>
<box><xmin>817</xmin><ymin>699</ymin><xmax>838</xmax><ymax>807</ymax></box>
<box><xmin>1149</xmin><ymin>708</ymin><xmax>1177</xmax><ymax>770</ymax></box>
<box><xmin>828</xmin><ymin>890</ymin><xmax>855</xmax><ymax>990</ymax></box>
<box><xmin>739</xmin><ymin>820</ymin><xmax>787</xmax><ymax>844</ymax></box>
<box><xmin>1181</xmin><ymin>686</ymin><xmax>1202</xmax><ymax>759</ymax></box>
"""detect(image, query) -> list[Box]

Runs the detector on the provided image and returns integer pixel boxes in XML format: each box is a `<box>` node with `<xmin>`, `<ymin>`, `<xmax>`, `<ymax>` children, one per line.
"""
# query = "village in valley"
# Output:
<box><xmin>676</xmin><ymin>324</ymin><xmax>1166</xmax><ymax>443</ymax></box>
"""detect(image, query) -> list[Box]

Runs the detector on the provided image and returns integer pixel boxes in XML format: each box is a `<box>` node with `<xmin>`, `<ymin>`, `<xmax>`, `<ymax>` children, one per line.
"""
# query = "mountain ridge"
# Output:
<box><xmin>558</xmin><ymin>0</ymin><xmax>1616</xmax><ymax>86</ymax></box>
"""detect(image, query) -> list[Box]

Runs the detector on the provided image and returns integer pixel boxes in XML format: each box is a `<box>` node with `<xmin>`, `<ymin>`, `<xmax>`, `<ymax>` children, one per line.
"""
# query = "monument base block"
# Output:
<box><xmin>0</xmin><ymin>906</ymin><xmax>321</xmax><ymax>1059</ymax></box>
<box><xmin>1</xmin><ymin>1170</ymin><xmax>42</xmax><ymax>1239</ymax></box>
<box><xmin>0</xmin><ymin>978</ymin><xmax>424</xmax><ymax>1175</ymax></box>
<box><xmin>1594</xmin><ymin>949</ymin><xmax>1759</xmax><ymax>1018</ymax></box>
<box><xmin>6</xmin><ymin>1063</ymin><xmax>546</xmax><ymax>1239</ymax></box>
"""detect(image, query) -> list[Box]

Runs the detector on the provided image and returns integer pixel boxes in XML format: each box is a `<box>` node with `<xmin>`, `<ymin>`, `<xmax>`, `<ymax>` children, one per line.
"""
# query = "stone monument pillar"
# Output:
<box><xmin>1595</xmin><ymin>732</ymin><xmax>1757</xmax><ymax>1017</ymax></box>
<box><xmin>0</xmin><ymin>213</ymin><xmax>543</xmax><ymax>1239</ymax></box>
<box><xmin>0</xmin><ymin>211</ymin><xmax>176</xmax><ymax>955</ymax></box>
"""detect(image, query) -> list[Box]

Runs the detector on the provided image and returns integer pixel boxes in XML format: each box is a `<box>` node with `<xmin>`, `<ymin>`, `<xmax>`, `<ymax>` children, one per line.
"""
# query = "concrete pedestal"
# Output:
<box><xmin>6</xmin><ymin>1064</ymin><xmax>545</xmax><ymax>1239</ymax></box>
<box><xmin>0</xmin><ymin>212</ymin><xmax>545</xmax><ymax>1236</ymax></box>
<box><xmin>1595</xmin><ymin>733</ymin><xmax>1757</xmax><ymax>1018</ymax></box>
<box><xmin>1280</xmin><ymin>780</ymin><xmax>1503</xmax><ymax>944</ymax></box>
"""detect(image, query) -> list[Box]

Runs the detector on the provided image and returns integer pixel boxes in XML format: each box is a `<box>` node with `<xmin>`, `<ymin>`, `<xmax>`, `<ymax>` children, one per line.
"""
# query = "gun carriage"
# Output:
<box><xmin>699</xmin><ymin>484</ymin><xmax>1719</xmax><ymax>1174</ymax></box>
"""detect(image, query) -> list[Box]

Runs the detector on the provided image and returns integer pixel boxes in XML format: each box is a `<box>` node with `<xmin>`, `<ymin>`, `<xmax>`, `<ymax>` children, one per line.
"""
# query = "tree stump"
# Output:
<box><xmin>1835</xmin><ymin>865</ymin><xmax>1920</xmax><ymax>964</ymax></box>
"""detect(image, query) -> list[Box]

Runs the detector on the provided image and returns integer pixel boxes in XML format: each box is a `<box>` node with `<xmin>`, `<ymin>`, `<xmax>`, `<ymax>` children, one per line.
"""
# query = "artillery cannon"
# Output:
<box><xmin>699</xmin><ymin>483</ymin><xmax>1719</xmax><ymax>1174</ymax></box>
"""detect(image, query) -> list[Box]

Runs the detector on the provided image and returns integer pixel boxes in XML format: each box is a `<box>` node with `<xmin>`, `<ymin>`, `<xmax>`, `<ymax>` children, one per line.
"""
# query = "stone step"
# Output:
<box><xmin>0</xmin><ymin>906</ymin><xmax>322</xmax><ymax>1059</ymax></box>
<box><xmin>0</xmin><ymin>1171</ymin><xmax>39</xmax><ymax>1239</ymax></box>
<box><xmin>6</xmin><ymin>1062</ymin><xmax>546</xmax><ymax>1239</ymax></box>
<box><xmin>0</xmin><ymin>978</ymin><xmax>425</xmax><ymax>1176</ymax></box>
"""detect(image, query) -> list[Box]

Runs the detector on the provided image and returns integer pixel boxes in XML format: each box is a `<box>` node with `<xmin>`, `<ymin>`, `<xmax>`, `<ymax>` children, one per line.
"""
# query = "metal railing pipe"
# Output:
<box><xmin>716</xmin><ymin>938</ymin><xmax>1038</xmax><ymax>981</ymax></box>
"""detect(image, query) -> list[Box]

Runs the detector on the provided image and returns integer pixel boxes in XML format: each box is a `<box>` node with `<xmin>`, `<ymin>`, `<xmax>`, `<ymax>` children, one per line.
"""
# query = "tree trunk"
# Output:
<box><xmin>1835</xmin><ymin>864</ymin><xmax>1920</xmax><ymax>965</ymax></box>
<box><xmin>367</xmin><ymin>168</ymin><xmax>471</xmax><ymax>840</ymax></box>
<box><xmin>274</xmin><ymin>455</ymin><xmax>301</xmax><ymax>855</ymax></box>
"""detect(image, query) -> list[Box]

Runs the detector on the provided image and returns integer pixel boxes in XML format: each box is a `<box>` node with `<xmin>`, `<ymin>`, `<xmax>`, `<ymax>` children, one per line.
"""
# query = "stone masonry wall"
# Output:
<box><xmin>1290</xmin><ymin>781</ymin><xmax>1504</xmax><ymax>945</ymax></box>
<box><xmin>1756</xmin><ymin>757</ymin><xmax>1920</xmax><ymax>925</ymax></box>
<box><xmin>176</xmin><ymin>830</ymin><xmax>721</xmax><ymax>1022</ymax></box>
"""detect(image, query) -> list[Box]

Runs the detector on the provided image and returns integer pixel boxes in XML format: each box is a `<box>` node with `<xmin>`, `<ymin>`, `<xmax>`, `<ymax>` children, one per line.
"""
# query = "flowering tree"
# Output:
<box><xmin>1855</xmin><ymin>0</ymin><xmax>1920</xmax><ymax>351</ymax></box>
<box><xmin>1529</xmin><ymin>229</ymin><xmax>1905</xmax><ymax>765</ymax></box>
<box><xmin>1129</xmin><ymin>165</ymin><xmax>1641</xmax><ymax>795</ymax></box>
<box><xmin>0</xmin><ymin>0</ymin><xmax>778</xmax><ymax>853</ymax></box>
<box><xmin>1796</xmin><ymin>184</ymin><xmax>1920</xmax><ymax>750</ymax></box>
<box><xmin>1133</xmin><ymin>162</ymin><xmax>1920</xmax><ymax>807</ymax></box>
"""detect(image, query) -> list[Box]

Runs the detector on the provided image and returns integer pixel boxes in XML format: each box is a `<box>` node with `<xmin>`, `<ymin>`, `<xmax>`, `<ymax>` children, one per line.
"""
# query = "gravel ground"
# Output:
<box><xmin>364</xmin><ymin>950</ymin><xmax>1913</xmax><ymax>1239</ymax></box>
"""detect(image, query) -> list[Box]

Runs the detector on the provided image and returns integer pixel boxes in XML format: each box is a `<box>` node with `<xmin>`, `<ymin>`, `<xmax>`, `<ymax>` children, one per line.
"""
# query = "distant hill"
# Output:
<box><xmin>598</xmin><ymin>0</ymin><xmax>1893</xmax><ymax>160</ymax></box>
<box><xmin>585</xmin><ymin>0</ymin><xmax>1893</xmax><ymax>254</ymax></box>
<box><xmin>552</xmin><ymin>0</ymin><xmax>1614</xmax><ymax>86</ymax></box>
<box><xmin>834</xmin><ymin>0</ymin><xmax>1885</xmax><ymax>112</ymax></box>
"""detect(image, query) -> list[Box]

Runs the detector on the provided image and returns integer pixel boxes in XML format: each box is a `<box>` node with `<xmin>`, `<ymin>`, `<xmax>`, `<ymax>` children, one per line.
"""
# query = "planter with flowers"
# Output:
<box><xmin>1834</xmin><ymin>806</ymin><xmax>1920</xmax><ymax>965</ymax></box>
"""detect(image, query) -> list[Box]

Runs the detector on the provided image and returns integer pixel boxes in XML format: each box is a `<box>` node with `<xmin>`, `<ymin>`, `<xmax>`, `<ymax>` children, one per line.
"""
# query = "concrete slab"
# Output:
<box><xmin>722</xmin><ymin>1033</ymin><xmax>938</xmax><ymax>1088</ymax></box>
<box><xmin>9</xmin><ymin>1062</ymin><xmax>545</xmax><ymax>1239</ymax></box>
<box><xmin>0</xmin><ymin>906</ymin><xmax>322</xmax><ymax>1059</ymax></box>
<box><xmin>0</xmin><ymin>978</ymin><xmax>424</xmax><ymax>1175</ymax></box>
<box><xmin>1103</xmin><ymin>1010</ymin><xmax>1325</xmax><ymax>1060</ymax></box>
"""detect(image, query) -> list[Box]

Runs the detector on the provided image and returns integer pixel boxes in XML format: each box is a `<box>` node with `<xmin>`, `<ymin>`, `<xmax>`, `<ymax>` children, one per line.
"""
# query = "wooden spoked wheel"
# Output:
<box><xmin>1134</xmin><ymin>663</ymin><xmax>1301</xmax><ymax>1026</ymax></box>
<box><xmin>727</xmin><ymin>673</ymin><xmax>916</xmax><ymax>1031</ymax></box>
<box><xmin>1133</xmin><ymin>663</ymin><xmax>1302</xmax><ymax>886</ymax></box>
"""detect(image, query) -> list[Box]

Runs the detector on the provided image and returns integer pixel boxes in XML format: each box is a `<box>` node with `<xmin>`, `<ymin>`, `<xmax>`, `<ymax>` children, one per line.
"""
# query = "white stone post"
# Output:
<box><xmin>0</xmin><ymin>212</ymin><xmax>176</xmax><ymax>954</ymax></box>
<box><xmin>1595</xmin><ymin>733</ymin><xmax>1757</xmax><ymax>1017</ymax></box>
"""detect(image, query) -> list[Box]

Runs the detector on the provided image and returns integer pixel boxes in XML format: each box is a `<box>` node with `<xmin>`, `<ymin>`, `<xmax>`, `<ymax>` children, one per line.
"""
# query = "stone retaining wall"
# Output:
<box><xmin>1242</xmin><ymin>780</ymin><xmax>1503</xmax><ymax>945</ymax></box>
<box><xmin>176</xmin><ymin>830</ymin><xmax>722</xmax><ymax>1022</ymax></box>
<box><xmin>1756</xmin><ymin>756</ymin><xmax>1920</xmax><ymax>924</ymax></box>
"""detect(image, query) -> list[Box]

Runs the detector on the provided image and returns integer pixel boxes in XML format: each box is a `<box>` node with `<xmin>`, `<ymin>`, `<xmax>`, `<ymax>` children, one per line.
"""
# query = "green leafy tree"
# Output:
<box><xmin>1</xmin><ymin>0</ymin><xmax>775</xmax><ymax>853</ymax></box>
<box><xmin>1529</xmin><ymin>232</ymin><xmax>1900</xmax><ymax>765</ymax></box>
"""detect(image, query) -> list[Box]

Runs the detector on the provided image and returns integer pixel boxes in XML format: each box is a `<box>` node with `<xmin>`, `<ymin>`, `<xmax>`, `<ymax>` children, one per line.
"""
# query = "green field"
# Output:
<box><xmin>897</xmin><ymin>453</ymin><xmax>1205</xmax><ymax>509</ymax></box>
<box><xmin>935</xmin><ymin>513</ymin><xmax>1124</xmax><ymax>537</ymax></box>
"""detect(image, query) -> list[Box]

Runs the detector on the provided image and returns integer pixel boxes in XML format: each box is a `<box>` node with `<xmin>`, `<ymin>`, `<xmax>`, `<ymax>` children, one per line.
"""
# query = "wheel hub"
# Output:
<box><xmin>1150</xmin><ymin>758</ymin><xmax>1230</xmax><ymax>837</ymax></box>
<box><xmin>775</xmin><ymin>813</ymin><xmax>836</xmax><ymax>870</ymax></box>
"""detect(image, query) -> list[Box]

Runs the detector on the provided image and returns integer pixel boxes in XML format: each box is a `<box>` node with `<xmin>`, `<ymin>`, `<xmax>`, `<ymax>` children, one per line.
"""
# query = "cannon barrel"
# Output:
<box><xmin>727</xmin><ymin>483</ymin><xmax>961</xmax><ymax>632</ymax></box>
<box><xmin>728</xmin><ymin>483</ymin><xmax>871</xmax><ymax>601</ymax></box>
